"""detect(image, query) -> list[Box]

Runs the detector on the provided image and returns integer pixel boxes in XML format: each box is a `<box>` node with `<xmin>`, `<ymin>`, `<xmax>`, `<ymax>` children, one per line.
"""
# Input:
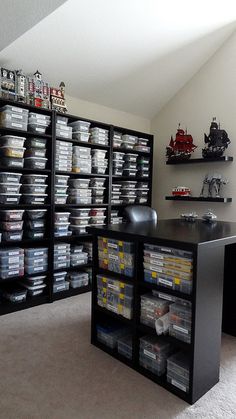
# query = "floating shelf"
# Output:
<box><xmin>165</xmin><ymin>196</ymin><xmax>232</xmax><ymax>203</ymax></box>
<box><xmin>166</xmin><ymin>156</ymin><xmax>233</xmax><ymax>165</ymax></box>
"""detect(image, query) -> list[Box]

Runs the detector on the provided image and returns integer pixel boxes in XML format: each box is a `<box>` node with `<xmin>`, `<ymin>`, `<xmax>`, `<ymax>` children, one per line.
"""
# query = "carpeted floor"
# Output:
<box><xmin>1</xmin><ymin>293</ymin><xmax>236</xmax><ymax>419</ymax></box>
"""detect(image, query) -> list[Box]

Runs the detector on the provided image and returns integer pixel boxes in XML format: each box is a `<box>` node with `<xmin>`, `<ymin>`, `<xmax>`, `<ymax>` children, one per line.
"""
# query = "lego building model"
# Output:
<box><xmin>0</xmin><ymin>66</ymin><xmax>67</xmax><ymax>112</ymax></box>
<box><xmin>166</xmin><ymin>124</ymin><xmax>197</xmax><ymax>161</ymax></box>
<box><xmin>202</xmin><ymin>118</ymin><xmax>230</xmax><ymax>158</ymax></box>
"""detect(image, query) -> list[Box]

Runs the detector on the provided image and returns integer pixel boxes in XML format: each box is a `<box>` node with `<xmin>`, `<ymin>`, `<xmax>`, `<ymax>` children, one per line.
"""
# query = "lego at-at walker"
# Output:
<box><xmin>200</xmin><ymin>173</ymin><xmax>228</xmax><ymax>198</ymax></box>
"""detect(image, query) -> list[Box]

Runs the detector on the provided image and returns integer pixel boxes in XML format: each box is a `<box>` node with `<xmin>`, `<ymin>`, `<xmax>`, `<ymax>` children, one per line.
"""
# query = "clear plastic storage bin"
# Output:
<box><xmin>22</xmin><ymin>194</ymin><xmax>47</xmax><ymax>205</ymax></box>
<box><xmin>25</xmin><ymin>137</ymin><xmax>47</xmax><ymax>149</ymax></box>
<box><xmin>22</xmin><ymin>174</ymin><xmax>48</xmax><ymax>184</ymax></box>
<box><xmin>1</xmin><ymin>157</ymin><xmax>23</xmax><ymax>168</ymax></box>
<box><xmin>24</xmin><ymin>157</ymin><xmax>47</xmax><ymax>169</ymax></box>
<box><xmin>25</xmin><ymin>209</ymin><xmax>47</xmax><ymax>220</ymax></box>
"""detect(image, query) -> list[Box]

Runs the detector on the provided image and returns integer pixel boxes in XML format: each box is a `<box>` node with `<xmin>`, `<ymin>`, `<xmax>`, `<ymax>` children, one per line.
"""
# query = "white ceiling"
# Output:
<box><xmin>1</xmin><ymin>0</ymin><xmax>236</xmax><ymax>118</ymax></box>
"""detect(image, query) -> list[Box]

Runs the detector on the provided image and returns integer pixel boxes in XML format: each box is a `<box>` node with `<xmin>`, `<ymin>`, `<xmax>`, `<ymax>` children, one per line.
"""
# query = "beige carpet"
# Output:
<box><xmin>1</xmin><ymin>293</ymin><xmax>236</xmax><ymax>419</ymax></box>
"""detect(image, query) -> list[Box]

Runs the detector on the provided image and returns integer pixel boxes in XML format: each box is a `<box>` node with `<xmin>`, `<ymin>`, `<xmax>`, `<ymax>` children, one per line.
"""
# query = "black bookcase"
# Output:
<box><xmin>0</xmin><ymin>99</ymin><xmax>153</xmax><ymax>315</ymax></box>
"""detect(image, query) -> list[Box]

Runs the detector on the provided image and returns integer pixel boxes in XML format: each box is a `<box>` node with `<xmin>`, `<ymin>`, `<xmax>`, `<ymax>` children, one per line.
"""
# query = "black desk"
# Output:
<box><xmin>89</xmin><ymin>219</ymin><xmax>236</xmax><ymax>404</ymax></box>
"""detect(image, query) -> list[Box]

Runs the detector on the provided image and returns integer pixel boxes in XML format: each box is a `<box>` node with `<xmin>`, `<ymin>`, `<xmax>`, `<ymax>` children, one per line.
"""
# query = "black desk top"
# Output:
<box><xmin>89</xmin><ymin>219</ymin><xmax>236</xmax><ymax>247</ymax></box>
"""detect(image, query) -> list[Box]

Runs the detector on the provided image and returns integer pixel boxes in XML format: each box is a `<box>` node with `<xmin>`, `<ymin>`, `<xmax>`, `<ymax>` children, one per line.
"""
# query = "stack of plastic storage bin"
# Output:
<box><xmin>113</xmin><ymin>132</ymin><xmax>122</xmax><ymax>148</ymax></box>
<box><xmin>69</xmin><ymin>208</ymin><xmax>91</xmax><ymax>236</ymax></box>
<box><xmin>56</xmin><ymin>115</ymin><xmax>72</xmax><ymax>140</ymax></box>
<box><xmin>113</xmin><ymin>152</ymin><xmax>124</xmax><ymax>176</ymax></box>
<box><xmin>2</xmin><ymin>285</ymin><xmax>27</xmax><ymax>303</ymax></box>
<box><xmin>167</xmin><ymin>352</ymin><xmax>190</xmax><ymax>393</ymax></box>
<box><xmin>21</xmin><ymin>174</ymin><xmax>48</xmax><ymax>205</ymax></box>
<box><xmin>91</xmin><ymin>149</ymin><xmax>108</xmax><ymax>176</ymax></box>
<box><xmin>134</xmin><ymin>138</ymin><xmax>150</xmax><ymax>153</ymax></box>
<box><xmin>97</xmin><ymin>274</ymin><xmax>134</xmax><ymax>319</ymax></box>
<box><xmin>90</xmin><ymin>127</ymin><xmax>109</xmax><ymax>146</ymax></box>
<box><xmin>96</xmin><ymin>321</ymin><xmax>130</xmax><ymax>349</ymax></box>
<box><xmin>137</xmin><ymin>155</ymin><xmax>150</xmax><ymax>179</ymax></box>
<box><xmin>67</xmin><ymin>271</ymin><xmax>89</xmax><ymax>289</ymax></box>
<box><xmin>69</xmin><ymin>120</ymin><xmax>91</xmax><ymax>142</ymax></box>
<box><xmin>54</xmin><ymin>174</ymin><xmax>69</xmax><ymax>205</ymax></box>
<box><xmin>0</xmin><ymin>135</ymin><xmax>25</xmax><ymax>169</ymax></box>
<box><xmin>89</xmin><ymin>207</ymin><xmax>106</xmax><ymax>226</ymax></box>
<box><xmin>0</xmin><ymin>207</ymin><xmax>23</xmax><ymax>243</ymax></box>
<box><xmin>25</xmin><ymin>247</ymin><xmax>48</xmax><ymax>276</ymax></box>
<box><xmin>98</xmin><ymin>237</ymin><xmax>134</xmax><ymax>277</ymax></box>
<box><xmin>81</xmin><ymin>241</ymin><xmax>93</xmax><ymax>262</ymax></box>
<box><xmin>140</xmin><ymin>293</ymin><xmax>170</xmax><ymax>328</ymax></box>
<box><xmin>54</xmin><ymin>212</ymin><xmax>71</xmax><ymax>238</ymax></box>
<box><xmin>143</xmin><ymin>244</ymin><xmax>193</xmax><ymax>295</ymax></box>
<box><xmin>169</xmin><ymin>301</ymin><xmax>192</xmax><ymax>343</ymax></box>
<box><xmin>56</xmin><ymin>140</ymin><xmax>72</xmax><ymax>173</ymax></box>
<box><xmin>54</xmin><ymin>242</ymin><xmax>70</xmax><ymax>270</ymax></box>
<box><xmin>72</xmin><ymin>146</ymin><xmax>91</xmax><ymax>174</ymax></box>
<box><xmin>19</xmin><ymin>274</ymin><xmax>47</xmax><ymax>297</ymax></box>
<box><xmin>117</xmin><ymin>335</ymin><xmax>133</xmax><ymax>359</ymax></box>
<box><xmin>120</xmin><ymin>180</ymin><xmax>137</xmax><ymax>204</ymax></box>
<box><xmin>123</xmin><ymin>153</ymin><xmax>138</xmax><ymax>178</ymax></box>
<box><xmin>111</xmin><ymin>184</ymin><xmax>122</xmax><ymax>205</ymax></box>
<box><xmin>24</xmin><ymin>208</ymin><xmax>48</xmax><ymax>239</ymax></box>
<box><xmin>110</xmin><ymin>210</ymin><xmax>123</xmax><ymax>225</ymax></box>
<box><xmin>70</xmin><ymin>244</ymin><xmax>88</xmax><ymax>267</ymax></box>
<box><xmin>24</xmin><ymin>136</ymin><xmax>47</xmax><ymax>170</ymax></box>
<box><xmin>0</xmin><ymin>105</ymin><xmax>28</xmax><ymax>131</ymax></box>
<box><xmin>90</xmin><ymin>177</ymin><xmax>106</xmax><ymax>204</ymax></box>
<box><xmin>53</xmin><ymin>271</ymin><xmax>69</xmax><ymax>293</ymax></box>
<box><xmin>136</xmin><ymin>181</ymin><xmax>149</xmax><ymax>204</ymax></box>
<box><xmin>0</xmin><ymin>248</ymin><xmax>24</xmax><ymax>280</ymax></box>
<box><xmin>139</xmin><ymin>335</ymin><xmax>173</xmax><ymax>376</ymax></box>
<box><xmin>28</xmin><ymin>112</ymin><xmax>51</xmax><ymax>135</ymax></box>
<box><xmin>0</xmin><ymin>172</ymin><xmax>22</xmax><ymax>207</ymax></box>
<box><xmin>68</xmin><ymin>180</ymin><xmax>92</xmax><ymax>207</ymax></box>
<box><xmin>121</xmin><ymin>134</ymin><xmax>137</xmax><ymax>150</ymax></box>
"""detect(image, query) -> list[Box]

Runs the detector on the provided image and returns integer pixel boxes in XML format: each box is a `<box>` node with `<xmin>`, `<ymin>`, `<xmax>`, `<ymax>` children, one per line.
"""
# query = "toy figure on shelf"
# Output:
<box><xmin>180</xmin><ymin>211</ymin><xmax>198</xmax><ymax>222</ymax></box>
<box><xmin>15</xmin><ymin>69</ymin><xmax>27</xmax><ymax>103</ymax></box>
<box><xmin>172</xmin><ymin>186</ymin><xmax>191</xmax><ymax>196</ymax></box>
<box><xmin>50</xmin><ymin>82</ymin><xmax>67</xmax><ymax>113</ymax></box>
<box><xmin>166</xmin><ymin>124</ymin><xmax>197</xmax><ymax>161</ymax></box>
<box><xmin>202</xmin><ymin>210</ymin><xmax>217</xmax><ymax>223</ymax></box>
<box><xmin>0</xmin><ymin>67</ymin><xmax>16</xmax><ymax>101</ymax></box>
<box><xmin>200</xmin><ymin>173</ymin><xmax>228</xmax><ymax>198</ymax></box>
<box><xmin>202</xmin><ymin>118</ymin><xmax>230</xmax><ymax>158</ymax></box>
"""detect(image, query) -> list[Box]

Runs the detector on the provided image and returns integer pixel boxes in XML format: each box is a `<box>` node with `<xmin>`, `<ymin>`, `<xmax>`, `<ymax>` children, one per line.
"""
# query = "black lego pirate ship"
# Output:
<box><xmin>202</xmin><ymin>118</ymin><xmax>230</xmax><ymax>158</ymax></box>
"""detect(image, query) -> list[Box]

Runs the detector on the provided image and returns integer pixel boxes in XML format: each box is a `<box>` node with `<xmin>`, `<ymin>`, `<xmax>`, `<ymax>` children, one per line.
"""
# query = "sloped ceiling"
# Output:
<box><xmin>0</xmin><ymin>0</ymin><xmax>236</xmax><ymax>118</ymax></box>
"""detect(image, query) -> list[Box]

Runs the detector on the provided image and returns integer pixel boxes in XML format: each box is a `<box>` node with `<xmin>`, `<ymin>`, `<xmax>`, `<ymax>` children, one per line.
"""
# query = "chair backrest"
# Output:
<box><xmin>123</xmin><ymin>205</ymin><xmax>157</xmax><ymax>223</ymax></box>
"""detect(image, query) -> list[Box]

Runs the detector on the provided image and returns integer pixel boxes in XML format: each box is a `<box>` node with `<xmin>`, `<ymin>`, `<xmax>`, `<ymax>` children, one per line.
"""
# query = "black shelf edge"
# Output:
<box><xmin>0</xmin><ymin>204</ymin><xmax>51</xmax><ymax>210</ymax></box>
<box><xmin>96</xmin><ymin>267</ymin><xmax>134</xmax><ymax>284</ymax></box>
<box><xmin>53</xmin><ymin>285</ymin><xmax>91</xmax><ymax>301</ymax></box>
<box><xmin>56</xmin><ymin>111</ymin><xmax>111</xmax><ymax>129</ymax></box>
<box><xmin>53</xmin><ymin>264</ymin><xmax>93</xmax><ymax>273</ymax></box>
<box><xmin>95</xmin><ymin>304</ymin><xmax>133</xmax><ymax>325</ymax></box>
<box><xmin>165</xmin><ymin>196</ymin><xmax>232</xmax><ymax>203</ymax></box>
<box><xmin>111</xmin><ymin>203</ymin><xmax>149</xmax><ymax>207</ymax></box>
<box><xmin>55</xmin><ymin>204</ymin><xmax>109</xmax><ymax>208</ymax></box>
<box><xmin>55</xmin><ymin>171</ymin><xmax>109</xmax><ymax>178</ymax></box>
<box><xmin>0</xmin><ymin>294</ymin><xmax>49</xmax><ymax>315</ymax></box>
<box><xmin>112</xmin><ymin>176</ymin><xmax>149</xmax><ymax>181</ymax></box>
<box><xmin>138</xmin><ymin>281</ymin><xmax>192</xmax><ymax>301</ymax></box>
<box><xmin>166</xmin><ymin>156</ymin><xmax>233</xmax><ymax>165</ymax></box>
<box><xmin>137</xmin><ymin>323</ymin><xmax>191</xmax><ymax>351</ymax></box>
<box><xmin>0</xmin><ymin>167</ymin><xmax>51</xmax><ymax>174</ymax></box>
<box><xmin>0</xmin><ymin>127</ymin><xmax>51</xmax><ymax>139</ymax></box>
<box><xmin>56</xmin><ymin>137</ymin><xmax>110</xmax><ymax>150</ymax></box>
<box><xmin>0</xmin><ymin>238</ymin><xmax>50</xmax><ymax>247</ymax></box>
<box><xmin>54</xmin><ymin>234</ymin><xmax>93</xmax><ymax>241</ymax></box>
<box><xmin>112</xmin><ymin>147</ymin><xmax>151</xmax><ymax>156</ymax></box>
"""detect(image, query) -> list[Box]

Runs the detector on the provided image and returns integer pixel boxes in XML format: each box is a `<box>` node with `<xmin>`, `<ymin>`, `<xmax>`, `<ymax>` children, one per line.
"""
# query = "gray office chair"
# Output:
<box><xmin>123</xmin><ymin>205</ymin><xmax>157</xmax><ymax>223</ymax></box>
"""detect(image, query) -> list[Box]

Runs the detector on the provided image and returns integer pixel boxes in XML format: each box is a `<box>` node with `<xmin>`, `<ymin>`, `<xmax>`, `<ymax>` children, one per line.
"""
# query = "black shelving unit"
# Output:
<box><xmin>0</xmin><ymin>98</ymin><xmax>153</xmax><ymax>315</ymax></box>
<box><xmin>90</xmin><ymin>221</ymin><xmax>234</xmax><ymax>404</ymax></box>
<box><xmin>165</xmin><ymin>196</ymin><xmax>232</xmax><ymax>202</ymax></box>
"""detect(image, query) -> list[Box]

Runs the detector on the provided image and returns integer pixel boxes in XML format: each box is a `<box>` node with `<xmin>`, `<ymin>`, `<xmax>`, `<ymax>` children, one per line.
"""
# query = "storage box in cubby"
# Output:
<box><xmin>167</xmin><ymin>352</ymin><xmax>190</xmax><ymax>393</ymax></box>
<box><xmin>140</xmin><ymin>293</ymin><xmax>170</xmax><ymax>328</ymax></box>
<box><xmin>96</xmin><ymin>321</ymin><xmax>129</xmax><ymax>349</ymax></box>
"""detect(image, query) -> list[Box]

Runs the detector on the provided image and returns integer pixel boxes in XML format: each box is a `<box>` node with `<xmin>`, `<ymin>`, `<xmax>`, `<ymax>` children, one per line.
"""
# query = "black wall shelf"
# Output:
<box><xmin>166</xmin><ymin>156</ymin><xmax>233</xmax><ymax>165</ymax></box>
<box><xmin>165</xmin><ymin>196</ymin><xmax>232</xmax><ymax>203</ymax></box>
<box><xmin>0</xmin><ymin>97</ymin><xmax>153</xmax><ymax>316</ymax></box>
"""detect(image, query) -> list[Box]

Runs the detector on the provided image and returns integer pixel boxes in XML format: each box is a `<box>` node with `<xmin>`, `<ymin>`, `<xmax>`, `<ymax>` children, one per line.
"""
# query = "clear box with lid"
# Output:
<box><xmin>55</xmin><ymin>175</ymin><xmax>69</xmax><ymax>185</ymax></box>
<box><xmin>28</xmin><ymin>123</ymin><xmax>47</xmax><ymax>134</ymax></box>
<box><xmin>25</xmin><ymin>137</ymin><xmax>47</xmax><ymax>149</ymax></box>
<box><xmin>24</xmin><ymin>148</ymin><xmax>46</xmax><ymax>158</ymax></box>
<box><xmin>68</xmin><ymin>188</ymin><xmax>92</xmax><ymax>197</ymax></box>
<box><xmin>0</xmin><ymin>193</ymin><xmax>21</xmax><ymax>205</ymax></box>
<box><xmin>123</xmin><ymin>162</ymin><xmax>137</xmax><ymax>170</ymax></box>
<box><xmin>68</xmin><ymin>178</ymin><xmax>90</xmax><ymax>188</ymax></box>
<box><xmin>90</xmin><ymin>187</ymin><xmax>105</xmax><ymax>197</ymax></box>
<box><xmin>70</xmin><ymin>225</ymin><xmax>88</xmax><ymax>235</ymax></box>
<box><xmin>96</xmin><ymin>323</ymin><xmax>129</xmax><ymax>349</ymax></box>
<box><xmin>25</xmin><ymin>230</ymin><xmax>45</xmax><ymax>239</ymax></box>
<box><xmin>0</xmin><ymin>183</ymin><xmax>21</xmax><ymax>194</ymax></box>
<box><xmin>56</xmin><ymin>115</ymin><xmax>68</xmax><ymax>125</ymax></box>
<box><xmin>0</xmin><ymin>209</ymin><xmax>24</xmax><ymax>221</ymax></box>
<box><xmin>139</xmin><ymin>352</ymin><xmax>166</xmax><ymax>376</ymax></box>
<box><xmin>68</xmin><ymin>272</ymin><xmax>89</xmax><ymax>288</ymax></box>
<box><xmin>72</xmin><ymin>131</ymin><xmax>90</xmax><ymax>142</ymax></box>
<box><xmin>3</xmin><ymin>286</ymin><xmax>27</xmax><ymax>303</ymax></box>
<box><xmin>22</xmin><ymin>194</ymin><xmax>47</xmax><ymax>205</ymax></box>
<box><xmin>0</xmin><ymin>113</ymin><xmax>27</xmax><ymax>130</ymax></box>
<box><xmin>22</xmin><ymin>174</ymin><xmax>48</xmax><ymax>185</ymax></box>
<box><xmin>25</xmin><ymin>209</ymin><xmax>47</xmax><ymax>220</ymax></box>
<box><xmin>69</xmin><ymin>120</ymin><xmax>91</xmax><ymax>132</ymax></box>
<box><xmin>70</xmin><ymin>208</ymin><xmax>91</xmax><ymax>217</ymax></box>
<box><xmin>56</xmin><ymin>127</ymin><xmax>72</xmax><ymax>139</ymax></box>
<box><xmin>1</xmin><ymin>105</ymin><xmax>28</xmax><ymax>115</ymax></box>
<box><xmin>53</xmin><ymin>281</ymin><xmax>70</xmax><ymax>293</ymax></box>
<box><xmin>67</xmin><ymin>196</ymin><xmax>92</xmax><ymax>205</ymax></box>
<box><xmin>0</xmin><ymin>135</ymin><xmax>25</xmax><ymax>148</ymax></box>
<box><xmin>2</xmin><ymin>231</ymin><xmax>23</xmax><ymax>242</ymax></box>
<box><xmin>21</xmin><ymin>184</ymin><xmax>47</xmax><ymax>194</ymax></box>
<box><xmin>25</xmin><ymin>220</ymin><xmax>46</xmax><ymax>230</ymax></box>
<box><xmin>24</xmin><ymin>157</ymin><xmax>47</xmax><ymax>169</ymax></box>
<box><xmin>54</xmin><ymin>212</ymin><xmax>70</xmax><ymax>223</ymax></box>
<box><xmin>140</xmin><ymin>335</ymin><xmax>172</xmax><ymax>359</ymax></box>
<box><xmin>55</xmin><ymin>195</ymin><xmax>68</xmax><ymax>205</ymax></box>
<box><xmin>0</xmin><ymin>220</ymin><xmax>23</xmax><ymax>231</ymax></box>
<box><xmin>70</xmin><ymin>216</ymin><xmax>90</xmax><ymax>226</ymax></box>
<box><xmin>117</xmin><ymin>335</ymin><xmax>133</xmax><ymax>359</ymax></box>
<box><xmin>0</xmin><ymin>172</ymin><xmax>21</xmax><ymax>183</ymax></box>
<box><xmin>1</xmin><ymin>157</ymin><xmax>23</xmax><ymax>168</ymax></box>
<box><xmin>25</xmin><ymin>247</ymin><xmax>48</xmax><ymax>258</ymax></box>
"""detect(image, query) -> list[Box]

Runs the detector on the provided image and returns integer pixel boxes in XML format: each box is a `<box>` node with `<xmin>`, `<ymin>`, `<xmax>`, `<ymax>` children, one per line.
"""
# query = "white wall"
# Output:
<box><xmin>151</xmin><ymin>30</ymin><xmax>236</xmax><ymax>221</ymax></box>
<box><xmin>66</xmin><ymin>95</ymin><xmax>150</xmax><ymax>133</ymax></box>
